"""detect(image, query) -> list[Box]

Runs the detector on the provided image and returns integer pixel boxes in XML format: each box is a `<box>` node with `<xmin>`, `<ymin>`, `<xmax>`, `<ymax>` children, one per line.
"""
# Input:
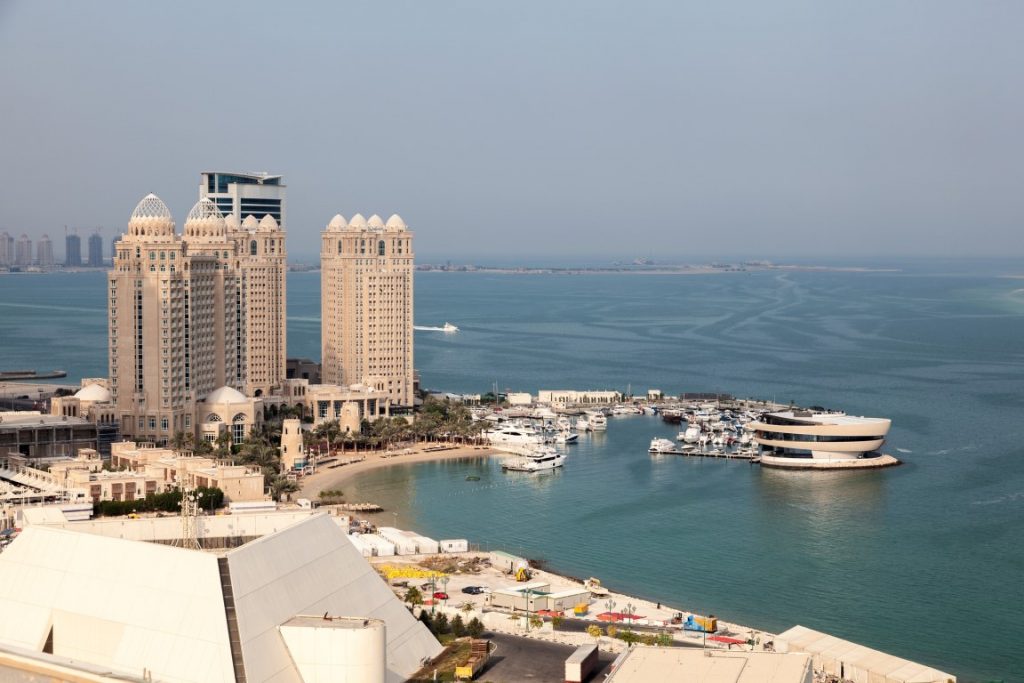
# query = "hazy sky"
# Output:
<box><xmin>1</xmin><ymin>1</ymin><xmax>1021</xmax><ymax>263</ymax></box>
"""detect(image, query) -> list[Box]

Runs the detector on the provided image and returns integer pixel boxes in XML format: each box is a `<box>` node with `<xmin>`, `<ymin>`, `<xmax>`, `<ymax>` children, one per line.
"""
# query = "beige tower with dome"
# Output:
<box><xmin>320</xmin><ymin>213</ymin><xmax>415</xmax><ymax>408</ymax></box>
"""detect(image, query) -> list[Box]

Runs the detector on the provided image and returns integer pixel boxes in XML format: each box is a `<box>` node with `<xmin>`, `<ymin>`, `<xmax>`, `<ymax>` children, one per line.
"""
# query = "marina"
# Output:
<box><xmin>2</xmin><ymin>269</ymin><xmax>1023</xmax><ymax>680</ymax></box>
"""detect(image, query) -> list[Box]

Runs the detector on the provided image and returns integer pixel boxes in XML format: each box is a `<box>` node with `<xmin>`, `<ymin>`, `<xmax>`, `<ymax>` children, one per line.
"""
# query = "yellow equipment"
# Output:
<box><xmin>515</xmin><ymin>566</ymin><xmax>531</xmax><ymax>582</ymax></box>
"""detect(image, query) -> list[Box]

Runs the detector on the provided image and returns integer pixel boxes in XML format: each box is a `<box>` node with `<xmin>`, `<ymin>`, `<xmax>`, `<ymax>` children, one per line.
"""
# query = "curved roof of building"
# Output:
<box><xmin>242</xmin><ymin>215</ymin><xmax>260</xmax><ymax>229</ymax></box>
<box><xmin>347</xmin><ymin>213</ymin><xmax>367</xmax><ymax>230</ymax></box>
<box><xmin>367</xmin><ymin>214</ymin><xmax>385</xmax><ymax>229</ymax></box>
<box><xmin>327</xmin><ymin>214</ymin><xmax>347</xmax><ymax>231</ymax></box>
<box><xmin>74</xmin><ymin>383</ymin><xmax>112</xmax><ymax>402</ymax></box>
<box><xmin>185</xmin><ymin>198</ymin><xmax>224</xmax><ymax>224</ymax></box>
<box><xmin>385</xmin><ymin>214</ymin><xmax>407</xmax><ymax>230</ymax></box>
<box><xmin>203</xmin><ymin>386</ymin><xmax>248</xmax><ymax>404</ymax></box>
<box><xmin>259</xmin><ymin>215</ymin><xmax>278</xmax><ymax>230</ymax></box>
<box><xmin>224</xmin><ymin>214</ymin><xmax>240</xmax><ymax>229</ymax></box>
<box><xmin>130</xmin><ymin>193</ymin><xmax>172</xmax><ymax>221</ymax></box>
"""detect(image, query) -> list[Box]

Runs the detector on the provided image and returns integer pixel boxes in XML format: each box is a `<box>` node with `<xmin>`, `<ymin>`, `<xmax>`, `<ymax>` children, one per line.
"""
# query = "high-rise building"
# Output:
<box><xmin>320</xmin><ymin>213</ymin><xmax>414</xmax><ymax>407</ymax></box>
<box><xmin>87</xmin><ymin>231</ymin><xmax>104</xmax><ymax>267</ymax></box>
<box><xmin>15</xmin><ymin>234</ymin><xmax>33</xmax><ymax>266</ymax></box>
<box><xmin>200</xmin><ymin>171</ymin><xmax>288</xmax><ymax>397</ymax></box>
<box><xmin>109</xmin><ymin>194</ymin><xmax>239</xmax><ymax>442</ymax></box>
<box><xmin>199</xmin><ymin>171</ymin><xmax>286</xmax><ymax>227</ymax></box>
<box><xmin>65</xmin><ymin>232</ymin><xmax>82</xmax><ymax>267</ymax></box>
<box><xmin>37</xmin><ymin>234</ymin><xmax>54</xmax><ymax>267</ymax></box>
<box><xmin>0</xmin><ymin>232</ymin><xmax>13</xmax><ymax>266</ymax></box>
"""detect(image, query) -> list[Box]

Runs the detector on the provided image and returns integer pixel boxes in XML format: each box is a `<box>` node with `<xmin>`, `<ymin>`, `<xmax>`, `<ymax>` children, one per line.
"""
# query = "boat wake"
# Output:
<box><xmin>971</xmin><ymin>491</ymin><xmax>1024</xmax><ymax>506</ymax></box>
<box><xmin>895</xmin><ymin>448</ymin><xmax>913</xmax><ymax>453</ymax></box>
<box><xmin>414</xmin><ymin>322</ymin><xmax>459</xmax><ymax>333</ymax></box>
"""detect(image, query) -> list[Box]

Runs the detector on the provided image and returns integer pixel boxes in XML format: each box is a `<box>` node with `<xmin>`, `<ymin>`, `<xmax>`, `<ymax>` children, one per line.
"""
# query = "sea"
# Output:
<box><xmin>1</xmin><ymin>263</ymin><xmax>1022</xmax><ymax>681</ymax></box>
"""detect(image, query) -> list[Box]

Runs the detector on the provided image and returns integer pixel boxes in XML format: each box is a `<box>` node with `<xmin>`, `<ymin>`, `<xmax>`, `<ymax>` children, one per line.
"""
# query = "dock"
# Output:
<box><xmin>650</xmin><ymin>449</ymin><xmax>757</xmax><ymax>460</ymax></box>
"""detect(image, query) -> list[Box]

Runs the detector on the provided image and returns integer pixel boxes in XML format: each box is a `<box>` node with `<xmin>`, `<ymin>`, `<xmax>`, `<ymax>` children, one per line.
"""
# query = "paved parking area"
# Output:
<box><xmin>479</xmin><ymin>633</ymin><xmax>616</xmax><ymax>683</ymax></box>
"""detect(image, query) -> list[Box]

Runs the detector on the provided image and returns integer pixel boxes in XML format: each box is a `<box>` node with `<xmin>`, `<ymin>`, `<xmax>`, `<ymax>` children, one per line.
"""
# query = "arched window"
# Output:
<box><xmin>206</xmin><ymin>413</ymin><xmax>223</xmax><ymax>423</ymax></box>
<box><xmin>338</xmin><ymin>241</ymin><xmax>343</xmax><ymax>254</ymax></box>
<box><xmin>378</xmin><ymin>240</ymin><xmax>385</xmax><ymax>256</ymax></box>
<box><xmin>250</xmin><ymin>240</ymin><xmax>257</xmax><ymax>255</ymax></box>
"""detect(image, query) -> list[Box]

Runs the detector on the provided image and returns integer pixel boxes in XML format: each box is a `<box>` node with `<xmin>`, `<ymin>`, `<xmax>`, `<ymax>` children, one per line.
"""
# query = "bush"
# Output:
<box><xmin>615</xmin><ymin>630</ymin><xmax>641</xmax><ymax>645</ymax></box>
<box><xmin>467</xmin><ymin>617</ymin><xmax>485</xmax><ymax>638</ymax></box>
<box><xmin>94</xmin><ymin>487</ymin><xmax>224</xmax><ymax>517</ymax></box>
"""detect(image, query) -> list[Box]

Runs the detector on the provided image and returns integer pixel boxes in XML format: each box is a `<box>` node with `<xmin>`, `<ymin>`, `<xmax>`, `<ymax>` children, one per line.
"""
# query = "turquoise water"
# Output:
<box><xmin>2</xmin><ymin>266</ymin><xmax>1023</xmax><ymax>680</ymax></box>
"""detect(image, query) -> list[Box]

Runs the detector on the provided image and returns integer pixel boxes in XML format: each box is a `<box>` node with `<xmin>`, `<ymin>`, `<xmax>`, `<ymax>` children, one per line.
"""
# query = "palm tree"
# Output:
<box><xmin>214</xmin><ymin>430</ymin><xmax>232</xmax><ymax>462</ymax></box>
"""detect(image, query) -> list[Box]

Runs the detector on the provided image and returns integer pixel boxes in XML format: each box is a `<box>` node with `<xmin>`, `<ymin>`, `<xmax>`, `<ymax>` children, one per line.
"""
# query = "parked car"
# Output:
<box><xmin>433</xmin><ymin>591</ymin><xmax>449</xmax><ymax>601</ymax></box>
<box><xmin>461</xmin><ymin>586</ymin><xmax>484</xmax><ymax>595</ymax></box>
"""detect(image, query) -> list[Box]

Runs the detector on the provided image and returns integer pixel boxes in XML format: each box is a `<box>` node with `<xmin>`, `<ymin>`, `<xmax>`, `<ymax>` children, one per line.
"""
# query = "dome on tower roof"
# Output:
<box><xmin>259</xmin><ymin>215</ymin><xmax>278</xmax><ymax>230</ymax></box>
<box><xmin>385</xmin><ymin>214</ymin><xmax>407</xmax><ymax>230</ymax></box>
<box><xmin>242</xmin><ymin>215</ymin><xmax>259</xmax><ymax>229</ymax></box>
<box><xmin>347</xmin><ymin>213</ymin><xmax>367</xmax><ymax>230</ymax></box>
<box><xmin>185</xmin><ymin>198</ymin><xmax>224</xmax><ymax>224</ymax></box>
<box><xmin>367</xmin><ymin>214</ymin><xmax>385</xmax><ymax>229</ymax></box>
<box><xmin>328</xmin><ymin>214</ymin><xmax>347</xmax><ymax>231</ymax></box>
<box><xmin>74</xmin><ymin>383</ymin><xmax>112</xmax><ymax>403</ymax></box>
<box><xmin>130</xmin><ymin>193</ymin><xmax>172</xmax><ymax>221</ymax></box>
<box><xmin>203</xmin><ymin>386</ymin><xmax>248</xmax><ymax>405</ymax></box>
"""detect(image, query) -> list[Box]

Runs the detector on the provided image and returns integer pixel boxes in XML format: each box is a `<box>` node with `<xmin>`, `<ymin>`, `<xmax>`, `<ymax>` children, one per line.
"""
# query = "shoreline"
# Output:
<box><xmin>297</xmin><ymin>443</ymin><xmax>499</xmax><ymax>502</ymax></box>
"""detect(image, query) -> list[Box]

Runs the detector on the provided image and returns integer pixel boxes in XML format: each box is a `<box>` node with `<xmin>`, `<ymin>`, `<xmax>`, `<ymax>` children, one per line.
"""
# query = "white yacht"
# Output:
<box><xmin>649</xmin><ymin>438</ymin><xmax>677</xmax><ymax>454</ymax></box>
<box><xmin>679</xmin><ymin>425</ymin><xmax>701</xmax><ymax>443</ymax></box>
<box><xmin>575</xmin><ymin>416</ymin><xmax>590</xmax><ymax>431</ymax></box>
<box><xmin>484</xmin><ymin>423</ymin><xmax>545</xmax><ymax>449</ymax></box>
<box><xmin>502</xmin><ymin>446</ymin><xmax>566</xmax><ymax>472</ymax></box>
<box><xmin>585</xmin><ymin>411</ymin><xmax>608</xmax><ymax>431</ymax></box>
<box><xmin>442</xmin><ymin>322</ymin><xmax>459</xmax><ymax>332</ymax></box>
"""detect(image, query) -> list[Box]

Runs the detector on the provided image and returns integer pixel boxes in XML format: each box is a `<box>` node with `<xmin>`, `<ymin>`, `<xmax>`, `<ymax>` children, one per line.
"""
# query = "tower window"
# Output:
<box><xmin>250</xmin><ymin>240</ymin><xmax>257</xmax><ymax>255</ymax></box>
<box><xmin>378</xmin><ymin>240</ymin><xmax>385</xmax><ymax>256</ymax></box>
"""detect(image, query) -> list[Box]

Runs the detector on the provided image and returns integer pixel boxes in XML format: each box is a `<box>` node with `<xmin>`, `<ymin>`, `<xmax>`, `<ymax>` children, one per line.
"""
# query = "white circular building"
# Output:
<box><xmin>749</xmin><ymin>410</ymin><xmax>900</xmax><ymax>469</ymax></box>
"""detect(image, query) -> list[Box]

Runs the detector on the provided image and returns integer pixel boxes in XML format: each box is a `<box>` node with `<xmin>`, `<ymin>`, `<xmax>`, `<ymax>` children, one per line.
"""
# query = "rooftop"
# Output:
<box><xmin>606</xmin><ymin>647</ymin><xmax>812</xmax><ymax>683</ymax></box>
<box><xmin>764</xmin><ymin>411</ymin><xmax>887</xmax><ymax>426</ymax></box>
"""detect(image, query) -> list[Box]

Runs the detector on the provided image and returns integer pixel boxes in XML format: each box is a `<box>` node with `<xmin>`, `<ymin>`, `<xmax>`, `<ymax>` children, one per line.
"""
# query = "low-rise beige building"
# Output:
<box><xmin>109</xmin><ymin>441</ymin><xmax>264</xmax><ymax>502</ymax></box>
<box><xmin>303</xmin><ymin>382</ymin><xmax>391</xmax><ymax>433</ymax></box>
<box><xmin>195</xmin><ymin>385</ymin><xmax>263</xmax><ymax>445</ymax></box>
<box><xmin>537</xmin><ymin>390</ymin><xmax>622</xmax><ymax>405</ymax></box>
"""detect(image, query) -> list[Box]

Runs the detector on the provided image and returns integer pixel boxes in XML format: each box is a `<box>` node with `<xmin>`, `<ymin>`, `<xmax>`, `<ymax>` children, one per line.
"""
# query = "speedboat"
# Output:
<box><xmin>649</xmin><ymin>438</ymin><xmax>677</xmax><ymax>454</ymax></box>
<box><xmin>502</xmin><ymin>446</ymin><xmax>566</xmax><ymax>472</ymax></box>
<box><xmin>443</xmin><ymin>322</ymin><xmax>459</xmax><ymax>332</ymax></box>
<box><xmin>555</xmin><ymin>431</ymin><xmax>579</xmax><ymax>444</ymax></box>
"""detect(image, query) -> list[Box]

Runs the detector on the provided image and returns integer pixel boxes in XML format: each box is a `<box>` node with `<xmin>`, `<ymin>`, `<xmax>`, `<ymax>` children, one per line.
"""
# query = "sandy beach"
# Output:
<box><xmin>297</xmin><ymin>443</ymin><xmax>499</xmax><ymax>502</ymax></box>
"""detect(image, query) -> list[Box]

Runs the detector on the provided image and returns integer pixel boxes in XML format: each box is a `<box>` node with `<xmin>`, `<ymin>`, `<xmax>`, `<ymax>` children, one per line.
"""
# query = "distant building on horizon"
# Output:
<box><xmin>0</xmin><ymin>232</ymin><xmax>13</xmax><ymax>265</ymax></box>
<box><xmin>15</xmin><ymin>234</ymin><xmax>32</xmax><ymax>266</ymax></box>
<box><xmin>321</xmin><ymin>212</ymin><xmax>415</xmax><ymax>408</ymax></box>
<box><xmin>36</xmin><ymin>234</ymin><xmax>54</xmax><ymax>267</ymax></box>
<box><xmin>64</xmin><ymin>231</ymin><xmax>81</xmax><ymax>267</ymax></box>
<box><xmin>87</xmin><ymin>231</ymin><xmax>103</xmax><ymax>266</ymax></box>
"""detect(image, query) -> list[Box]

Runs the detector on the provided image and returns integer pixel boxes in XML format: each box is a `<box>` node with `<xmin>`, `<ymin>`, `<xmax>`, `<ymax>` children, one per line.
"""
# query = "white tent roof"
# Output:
<box><xmin>776</xmin><ymin>626</ymin><xmax>955</xmax><ymax>683</ymax></box>
<box><xmin>0</xmin><ymin>514</ymin><xmax>440</xmax><ymax>683</ymax></box>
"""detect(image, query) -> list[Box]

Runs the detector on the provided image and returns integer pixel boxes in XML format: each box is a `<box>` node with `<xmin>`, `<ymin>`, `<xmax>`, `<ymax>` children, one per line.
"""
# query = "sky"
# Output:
<box><xmin>0</xmin><ymin>1</ymin><xmax>1021</xmax><ymax>264</ymax></box>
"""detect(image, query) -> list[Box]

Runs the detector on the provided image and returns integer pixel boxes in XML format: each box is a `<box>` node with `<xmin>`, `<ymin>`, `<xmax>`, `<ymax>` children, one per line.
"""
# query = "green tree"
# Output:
<box><xmin>586</xmin><ymin>625</ymin><xmax>602</xmax><ymax>641</ymax></box>
<box><xmin>433</xmin><ymin>612</ymin><xmax>449</xmax><ymax>635</ymax></box>
<box><xmin>466</xmin><ymin>617</ymin><xmax>485</xmax><ymax>638</ymax></box>
<box><xmin>404</xmin><ymin>586</ymin><xmax>423</xmax><ymax>606</ymax></box>
<box><xmin>451</xmin><ymin>615</ymin><xmax>467</xmax><ymax>638</ymax></box>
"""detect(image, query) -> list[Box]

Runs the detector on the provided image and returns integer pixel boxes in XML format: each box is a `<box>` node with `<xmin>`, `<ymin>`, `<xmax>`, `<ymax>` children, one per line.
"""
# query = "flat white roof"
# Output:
<box><xmin>606</xmin><ymin>647</ymin><xmax>812</xmax><ymax>683</ymax></box>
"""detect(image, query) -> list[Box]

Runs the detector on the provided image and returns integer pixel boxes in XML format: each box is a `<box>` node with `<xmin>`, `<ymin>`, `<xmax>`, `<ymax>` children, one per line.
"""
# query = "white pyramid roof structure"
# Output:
<box><xmin>0</xmin><ymin>514</ymin><xmax>441</xmax><ymax>683</ymax></box>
